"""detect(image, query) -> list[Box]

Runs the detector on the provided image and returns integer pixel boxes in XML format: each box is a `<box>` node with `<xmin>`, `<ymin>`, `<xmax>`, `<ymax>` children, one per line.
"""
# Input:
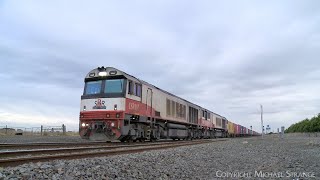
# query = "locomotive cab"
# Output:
<box><xmin>79</xmin><ymin>67</ymin><xmax>127</xmax><ymax>141</ymax></box>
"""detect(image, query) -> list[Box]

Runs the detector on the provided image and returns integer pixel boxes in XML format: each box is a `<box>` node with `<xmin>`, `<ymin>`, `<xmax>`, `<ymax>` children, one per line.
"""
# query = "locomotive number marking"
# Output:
<box><xmin>129</xmin><ymin>102</ymin><xmax>140</xmax><ymax>111</ymax></box>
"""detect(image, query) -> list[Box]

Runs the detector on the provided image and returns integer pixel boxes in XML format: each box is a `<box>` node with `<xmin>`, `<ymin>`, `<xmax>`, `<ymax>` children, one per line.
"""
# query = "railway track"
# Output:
<box><xmin>0</xmin><ymin>142</ymin><xmax>109</xmax><ymax>150</ymax></box>
<box><xmin>0</xmin><ymin>141</ymin><xmax>206</xmax><ymax>157</ymax></box>
<box><xmin>0</xmin><ymin>140</ymin><xmax>192</xmax><ymax>150</ymax></box>
<box><xmin>0</xmin><ymin>139</ymin><xmax>227</xmax><ymax>167</ymax></box>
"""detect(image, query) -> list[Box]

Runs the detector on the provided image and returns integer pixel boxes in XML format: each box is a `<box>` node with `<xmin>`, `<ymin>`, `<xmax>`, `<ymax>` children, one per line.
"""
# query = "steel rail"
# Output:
<box><xmin>0</xmin><ymin>140</ymin><xmax>207</xmax><ymax>157</ymax></box>
<box><xmin>0</xmin><ymin>139</ymin><xmax>193</xmax><ymax>150</ymax></box>
<box><xmin>0</xmin><ymin>139</ymin><xmax>227</xmax><ymax>167</ymax></box>
<box><xmin>0</xmin><ymin>142</ymin><xmax>110</xmax><ymax>149</ymax></box>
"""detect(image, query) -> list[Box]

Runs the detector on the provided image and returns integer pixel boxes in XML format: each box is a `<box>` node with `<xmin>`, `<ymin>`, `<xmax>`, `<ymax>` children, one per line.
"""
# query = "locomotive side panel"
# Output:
<box><xmin>199</xmin><ymin>109</ymin><xmax>215</xmax><ymax>129</ymax></box>
<box><xmin>125</xmin><ymin>77</ymin><xmax>142</xmax><ymax>102</ymax></box>
<box><xmin>187</xmin><ymin>105</ymin><xmax>199</xmax><ymax>125</ymax></box>
<box><xmin>151</xmin><ymin>88</ymin><xmax>189</xmax><ymax>124</ymax></box>
<box><xmin>140</xmin><ymin>83</ymin><xmax>153</xmax><ymax>117</ymax></box>
<box><xmin>214</xmin><ymin>115</ymin><xmax>223</xmax><ymax>129</ymax></box>
<box><xmin>150</xmin><ymin>88</ymin><xmax>165</xmax><ymax>118</ymax></box>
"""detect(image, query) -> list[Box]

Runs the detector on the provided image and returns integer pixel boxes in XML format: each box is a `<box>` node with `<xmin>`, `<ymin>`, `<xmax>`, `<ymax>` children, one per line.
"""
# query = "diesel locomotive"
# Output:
<box><xmin>79</xmin><ymin>67</ymin><xmax>257</xmax><ymax>141</ymax></box>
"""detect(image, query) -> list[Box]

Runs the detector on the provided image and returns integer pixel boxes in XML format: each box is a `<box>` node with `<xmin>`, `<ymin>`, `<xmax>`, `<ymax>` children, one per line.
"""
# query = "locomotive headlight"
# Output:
<box><xmin>98</xmin><ymin>71</ymin><xmax>107</xmax><ymax>76</ymax></box>
<box><xmin>81</xmin><ymin>123</ymin><xmax>85</xmax><ymax>127</ymax></box>
<box><xmin>111</xmin><ymin>122</ymin><xmax>115</xmax><ymax>127</ymax></box>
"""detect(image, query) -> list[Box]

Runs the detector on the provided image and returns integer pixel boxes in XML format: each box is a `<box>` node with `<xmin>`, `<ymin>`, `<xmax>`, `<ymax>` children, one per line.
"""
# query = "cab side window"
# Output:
<box><xmin>128</xmin><ymin>80</ymin><xmax>142</xmax><ymax>97</ymax></box>
<box><xmin>135</xmin><ymin>83</ymin><xmax>142</xmax><ymax>97</ymax></box>
<box><xmin>128</xmin><ymin>80</ymin><xmax>133</xmax><ymax>94</ymax></box>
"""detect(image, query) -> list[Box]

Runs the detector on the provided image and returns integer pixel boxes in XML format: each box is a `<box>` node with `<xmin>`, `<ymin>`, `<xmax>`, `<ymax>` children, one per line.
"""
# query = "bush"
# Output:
<box><xmin>286</xmin><ymin>114</ymin><xmax>320</xmax><ymax>133</ymax></box>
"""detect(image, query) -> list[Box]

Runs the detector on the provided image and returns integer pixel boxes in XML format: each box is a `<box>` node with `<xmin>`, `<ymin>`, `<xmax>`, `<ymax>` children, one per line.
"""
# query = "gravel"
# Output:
<box><xmin>0</xmin><ymin>134</ymin><xmax>319</xmax><ymax>179</ymax></box>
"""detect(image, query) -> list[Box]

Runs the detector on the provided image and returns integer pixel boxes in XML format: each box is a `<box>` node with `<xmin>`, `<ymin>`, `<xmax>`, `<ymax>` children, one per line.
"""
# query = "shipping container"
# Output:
<box><xmin>233</xmin><ymin>123</ymin><xmax>237</xmax><ymax>136</ymax></box>
<box><xmin>240</xmin><ymin>126</ymin><xmax>244</xmax><ymax>136</ymax></box>
<box><xmin>236</xmin><ymin>124</ymin><xmax>241</xmax><ymax>136</ymax></box>
<box><xmin>227</xmin><ymin>121</ymin><xmax>235</xmax><ymax>137</ymax></box>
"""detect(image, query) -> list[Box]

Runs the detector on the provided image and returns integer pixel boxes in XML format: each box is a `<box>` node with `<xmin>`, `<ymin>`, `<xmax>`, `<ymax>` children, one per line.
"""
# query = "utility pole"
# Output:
<box><xmin>260</xmin><ymin>104</ymin><xmax>264</xmax><ymax>138</ymax></box>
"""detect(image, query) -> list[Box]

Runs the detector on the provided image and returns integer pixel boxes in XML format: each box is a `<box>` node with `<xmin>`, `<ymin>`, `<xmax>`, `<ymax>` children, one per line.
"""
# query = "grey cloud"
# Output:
<box><xmin>1</xmin><ymin>0</ymin><xmax>320</xmax><ymax>131</ymax></box>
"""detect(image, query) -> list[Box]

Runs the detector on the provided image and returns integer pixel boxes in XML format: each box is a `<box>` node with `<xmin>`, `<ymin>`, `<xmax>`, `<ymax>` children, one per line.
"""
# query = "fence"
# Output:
<box><xmin>0</xmin><ymin>124</ymin><xmax>67</xmax><ymax>136</ymax></box>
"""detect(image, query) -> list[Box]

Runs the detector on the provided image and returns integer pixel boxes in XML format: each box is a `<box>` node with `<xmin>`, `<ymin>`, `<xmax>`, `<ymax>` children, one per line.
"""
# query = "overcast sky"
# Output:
<box><xmin>1</xmin><ymin>1</ymin><xmax>319</xmax><ymax>132</ymax></box>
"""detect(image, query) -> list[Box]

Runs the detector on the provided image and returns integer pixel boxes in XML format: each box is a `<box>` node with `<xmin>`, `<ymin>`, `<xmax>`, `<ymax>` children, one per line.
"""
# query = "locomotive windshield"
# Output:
<box><xmin>83</xmin><ymin>78</ymin><xmax>126</xmax><ymax>96</ymax></box>
<box><xmin>104</xmin><ymin>79</ymin><xmax>124</xmax><ymax>93</ymax></box>
<box><xmin>85</xmin><ymin>80</ymin><xmax>102</xmax><ymax>95</ymax></box>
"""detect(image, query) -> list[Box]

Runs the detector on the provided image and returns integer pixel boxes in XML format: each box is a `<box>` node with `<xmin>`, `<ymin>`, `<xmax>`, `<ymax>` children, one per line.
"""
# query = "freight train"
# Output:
<box><xmin>79</xmin><ymin>67</ymin><xmax>259</xmax><ymax>141</ymax></box>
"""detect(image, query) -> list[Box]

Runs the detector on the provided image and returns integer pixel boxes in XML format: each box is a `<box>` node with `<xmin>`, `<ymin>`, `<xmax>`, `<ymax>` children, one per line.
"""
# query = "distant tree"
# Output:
<box><xmin>286</xmin><ymin>115</ymin><xmax>320</xmax><ymax>133</ymax></box>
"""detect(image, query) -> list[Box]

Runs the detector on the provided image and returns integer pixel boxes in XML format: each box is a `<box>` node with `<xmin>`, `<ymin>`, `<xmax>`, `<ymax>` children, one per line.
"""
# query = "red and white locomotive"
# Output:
<box><xmin>79</xmin><ymin>66</ymin><xmax>229</xmax><ymax>141</ymax></box>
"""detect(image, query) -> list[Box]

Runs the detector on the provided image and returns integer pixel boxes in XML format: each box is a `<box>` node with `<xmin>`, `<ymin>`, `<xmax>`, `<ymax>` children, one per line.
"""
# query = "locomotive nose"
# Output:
<box><xmin>89</xmin><ymin>121</ymin><xmax>117</xmax><ymax>141</ymax></box>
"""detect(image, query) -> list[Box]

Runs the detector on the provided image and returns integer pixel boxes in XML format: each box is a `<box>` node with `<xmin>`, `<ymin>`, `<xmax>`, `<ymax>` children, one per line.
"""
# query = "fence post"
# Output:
<box><xmin>5</xmin><ymin>125</ymin><xmax>7</xmax><ymax>134</ymax></box>
<box><xmin>62</xmin><ymin>124</ymin><xmax>66</xmax><ymax>135</ymax></box>
<box><xmin>41</xmin><ymin>125</ymin><xmax>43</xmax><ymax>136</ymax></box>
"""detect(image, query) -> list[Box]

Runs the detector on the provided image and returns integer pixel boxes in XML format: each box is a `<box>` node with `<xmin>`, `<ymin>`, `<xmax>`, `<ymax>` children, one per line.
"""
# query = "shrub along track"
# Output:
<box><xmin>0</xmin><ymin>139</ymin><xmax>227</xmax><ymax>167</ymax></box>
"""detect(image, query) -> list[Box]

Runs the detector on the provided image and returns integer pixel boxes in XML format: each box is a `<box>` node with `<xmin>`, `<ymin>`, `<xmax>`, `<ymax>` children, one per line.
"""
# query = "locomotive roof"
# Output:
<box><xmin>86</xmin><ymin>66</ymin><xmax>227</xmax><ymax>119</ymax></box>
